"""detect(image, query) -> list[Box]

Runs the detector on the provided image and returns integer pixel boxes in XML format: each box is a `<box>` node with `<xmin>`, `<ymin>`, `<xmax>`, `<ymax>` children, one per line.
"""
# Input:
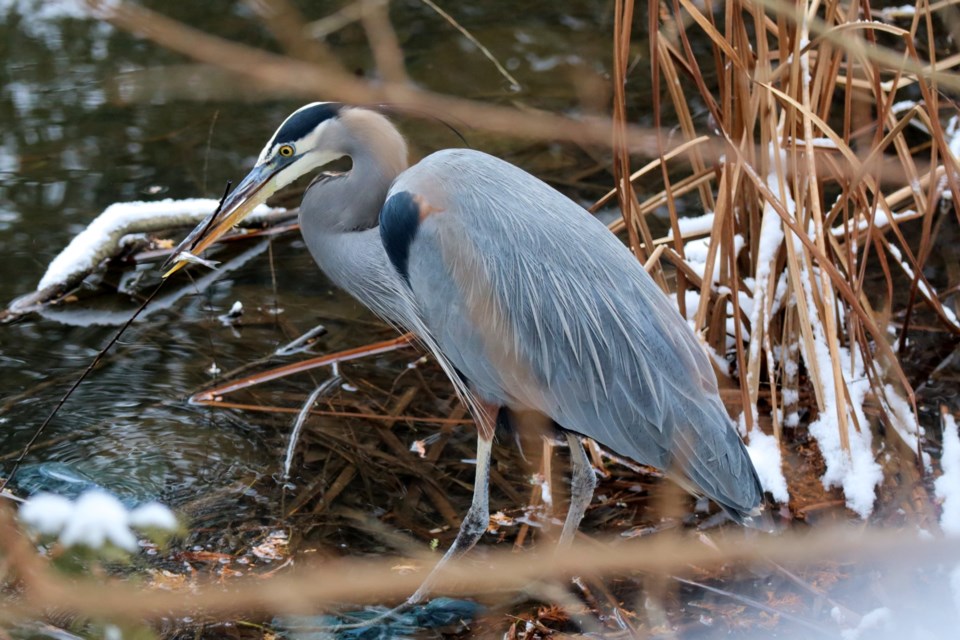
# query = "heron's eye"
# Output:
<box><xmin>278</xmin><ymin>145</ymin><xmax>295</xmax><ymax>158</ymax></box>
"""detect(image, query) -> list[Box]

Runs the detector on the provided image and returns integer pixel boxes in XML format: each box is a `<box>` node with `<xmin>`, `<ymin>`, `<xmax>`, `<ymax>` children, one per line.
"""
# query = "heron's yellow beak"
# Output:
<box><xmin>163</xmin><ymin>163</ymin><xmax>280</xmax><ymax>278</ymax></box>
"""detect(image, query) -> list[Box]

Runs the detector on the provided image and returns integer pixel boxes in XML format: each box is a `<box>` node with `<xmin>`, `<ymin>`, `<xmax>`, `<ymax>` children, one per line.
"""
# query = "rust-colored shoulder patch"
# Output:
<box><xmin>413</xmin><ymin>194</ymin><xmax>444</xmax><ymax>221</ymax></box>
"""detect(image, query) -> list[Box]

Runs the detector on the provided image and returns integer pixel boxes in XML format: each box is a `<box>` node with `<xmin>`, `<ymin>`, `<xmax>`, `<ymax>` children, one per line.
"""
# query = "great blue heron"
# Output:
<box><xmin>166</xmin><ymin>103</ymin><xmax>765</xmax><ymax>602</ymax></box>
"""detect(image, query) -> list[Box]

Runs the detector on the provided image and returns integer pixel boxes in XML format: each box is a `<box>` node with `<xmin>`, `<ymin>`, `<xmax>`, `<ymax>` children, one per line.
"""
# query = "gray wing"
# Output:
<box><xmin>391</xmin><ymin>149</ymin><xmax>762</xmax><ymax>518</ymax></box>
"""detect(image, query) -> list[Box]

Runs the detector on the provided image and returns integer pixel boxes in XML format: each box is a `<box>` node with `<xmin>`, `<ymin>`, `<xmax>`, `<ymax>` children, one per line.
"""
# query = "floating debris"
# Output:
<box><xmin>218</xmin><ymin>300</ymin><xmax>244</xmax><ymax>326</ymax></box>
<box><xmin>410</xmin><ymin>439</ymin><xmax>427</xmax><ymax>458</ymax></box>
<box><xmin>275</xmin><ymin>324</ymin><xmax>328</xmax><ymax>356</ymax></box>
<box><xmin>251</xmin><ymin>530</ymin><xmax>289</xmax><ymax>561</ymax></box>
<box><xmin>488</xmin><ymin>511</ymin><xmax>516</xmax><ymax>533</ymax></box>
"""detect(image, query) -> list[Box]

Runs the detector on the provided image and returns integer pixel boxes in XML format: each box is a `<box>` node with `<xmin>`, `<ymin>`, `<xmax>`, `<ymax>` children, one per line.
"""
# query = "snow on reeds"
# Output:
<box><xmin>936</xmin><ymin>409</ymin><xmax>960</xmax><ymax>611</ymax></box>
<box><xmin>630</xmin><ymin>0</ymin><xmax>960</xmax><ymax>516</ymax></box>
<box><xmin>937</xmin><ymin>410</ymin><xmax>960</xmax><ymax>537</ymax></box>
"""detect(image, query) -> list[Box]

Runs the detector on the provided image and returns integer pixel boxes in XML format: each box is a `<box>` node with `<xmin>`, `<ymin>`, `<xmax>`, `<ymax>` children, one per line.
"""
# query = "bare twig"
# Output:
<box><xmin>419</xmin><ymin>0</ymin><xmax>520</xmax><ymax>90</ymax></box>
<box><xmin>282</xmin><ymin>372</ymin><xmax>343</xmax><ymax>480</ymax></box>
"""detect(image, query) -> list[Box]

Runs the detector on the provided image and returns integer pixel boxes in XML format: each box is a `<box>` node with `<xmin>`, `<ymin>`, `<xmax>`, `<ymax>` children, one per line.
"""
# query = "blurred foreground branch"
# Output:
<box><xmin>2</xmin><ymin>502</ymin><xmax>959</xmax><ymax>619</ymax></box>
<box><xmin>87</xmin><ymin>0</ymin><xmax>663</xmax><ymax>152</ymax></box>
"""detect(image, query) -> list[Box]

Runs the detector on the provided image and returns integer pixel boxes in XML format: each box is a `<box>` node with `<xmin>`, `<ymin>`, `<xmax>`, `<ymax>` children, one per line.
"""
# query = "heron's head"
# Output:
<box><xmin>164</xmin><ymin>102</ymin><xmax>353</xmax><ymax>277</ymax></box>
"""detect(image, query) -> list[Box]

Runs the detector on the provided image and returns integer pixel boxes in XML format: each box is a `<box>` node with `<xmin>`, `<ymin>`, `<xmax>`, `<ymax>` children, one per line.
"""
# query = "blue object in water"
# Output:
<box><xmin>13</xmin><ymin>462</ymin><xmax>151</xmax><ymax>507</ymax></box>
<box><xmin>275</xmin><ymin>598</ymin><xmax>483</xmax><ymax>639</ymax></box>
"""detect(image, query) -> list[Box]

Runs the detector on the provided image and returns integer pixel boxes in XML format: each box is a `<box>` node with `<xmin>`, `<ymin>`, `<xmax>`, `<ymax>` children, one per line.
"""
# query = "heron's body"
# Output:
<box><xmin>308</xmin><ymin>145</ymin><xmax>760</xmax><ymax>517</ymax></box>
<box><xmin>168</xmin><ymin>103</ymin><xmax>765</xmax><ymax>603</ymax></box>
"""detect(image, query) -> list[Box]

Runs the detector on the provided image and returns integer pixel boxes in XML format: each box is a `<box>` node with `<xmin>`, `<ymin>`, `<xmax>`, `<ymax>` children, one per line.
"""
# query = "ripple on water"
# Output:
<box><xmin>9</xmin><ymin>400</ymin><xmax>274</xmax><ymax>510</ymax></box>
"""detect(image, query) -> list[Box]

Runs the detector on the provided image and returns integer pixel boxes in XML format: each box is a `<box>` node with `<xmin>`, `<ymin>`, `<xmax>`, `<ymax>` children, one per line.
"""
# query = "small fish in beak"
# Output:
<box><xmin>170</xmin><ymin>251</ymin><xmax>220</xmax><ymax>270</ymax></box>
<box><xmin>162</xmin><ymin>163</ymin><xmax>280</xmax><ymax>279</ymax></box>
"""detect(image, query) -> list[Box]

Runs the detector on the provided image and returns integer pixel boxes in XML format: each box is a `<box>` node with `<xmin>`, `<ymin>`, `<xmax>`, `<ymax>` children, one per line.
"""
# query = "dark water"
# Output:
<box><xmin>0</xmin><ymin>0</ymin><xmax>618</xmax><ymax>508</ymax></box>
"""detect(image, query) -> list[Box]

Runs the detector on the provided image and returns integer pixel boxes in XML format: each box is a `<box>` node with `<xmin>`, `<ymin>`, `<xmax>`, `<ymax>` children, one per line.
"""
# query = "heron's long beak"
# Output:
<box><xmin>163</xmin><ymin>163</ymin><xmax>280</xmax><ymax>278</ymax></box>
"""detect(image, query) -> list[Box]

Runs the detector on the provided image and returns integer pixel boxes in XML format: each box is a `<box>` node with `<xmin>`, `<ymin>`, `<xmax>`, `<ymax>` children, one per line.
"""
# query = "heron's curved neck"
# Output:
<box><xmin>298</xmin><ymin>110</ymin><xmax>412</xmax><ymax>325</ymax></box>
<box><xmin>300</xmin><ymin>109</ymin><xmax>408</xmax><ymax>233</ymax></box>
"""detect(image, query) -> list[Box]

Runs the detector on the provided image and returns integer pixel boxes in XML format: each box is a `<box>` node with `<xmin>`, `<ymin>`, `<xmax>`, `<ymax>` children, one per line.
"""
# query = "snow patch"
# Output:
<box><xmin>805</xmin><ymin>344</ymin><xmax>882</xmax><ymax>518</ymax></box>
<box><xmin>939</xmin><ymin>411</ymin><xmax>960</xmax><ymax>626</ymax></box>
<box><xmin>128</xmin><ymin>502</ymin><xmax>179</xmax><ymax>531</ymax></box>
<box><xmin>679</xmin><ymin>234</ymin><xmax>746</xmax><ymax>294</ymax></box>
<box><xmin>831</xmin><ymin>209</ymin><xmax>918</xmax><ymax>237</ymax></box>
<box><xmin>19</xmin><ymin>490</ymin><xmax>177</xmax><ymax>552</ymax></box>
<box><xmin>745</xmin><ymin>158</ymin><xmax>786</xmax><ymax>395</ymax></box>
<box><xmin>840</xmin><ymin>607</ymin><xmax>892</xmax><ymax>639</ymax></box>
<box><xmin>18</xmin><ymin>493</ymin><xmax>73</xmax><ymax>536</ymax></box>
<box><xmin>936</xmin><ymin>411</ymin><xmax>960</xmax><ymax>537</ymax></box>
<box><xmin>937</xmin><ymin>412</ymin><xmax>960</xmax><ymax>640</ymax></box>
<box><xmin>0</xmin><ymin>0</ymin><xmax>89</xmax><ymax>20</ymax></box>
<box><xmin>738</xmin><ymin>415</ymin><xmax>789</xmax><ymax>503</ymax></box>
<box><xmin>59</xmin><ymin>491</ymin><xmax>137</xmax><ymax>551</ymax></box>
<box><xmin>665</xmin><ymin>212</ymin><xmax>715</xmax><ymax>239</ymax></box>
<box><xmin>883</xmin><ymin>384</ymin><xmax>929</xmax><ymax>470</ymax></box>
<box><xmin>786</xmin><ymin>136</ymin><xmax>837</xmax><ymax>149</ymax></box>
<box><xmin>947</xmin><ymin>115</ymin><xmax>960</xmax><ymax>163</ymax></box>
<box><xmin>37</xmin><ymin>198</ymin><xmax>286</xmax><ymax>291</ymax></box>
<box><xmin>879</xmin><ymin>5</ymin><xmax>916</xmax><ymax>20</ymax></box>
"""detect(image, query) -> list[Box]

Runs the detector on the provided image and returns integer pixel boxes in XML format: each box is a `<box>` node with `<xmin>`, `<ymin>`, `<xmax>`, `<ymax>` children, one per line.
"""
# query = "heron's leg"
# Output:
<box><xmin>558</xmin><ymin>432</ymin><xmax>597</xmax><ymax>548</ymax></box>
<box><xmin>407</xmin><ymin>432</ymin><xmax>493</xmax><ymax>604</ymax></box>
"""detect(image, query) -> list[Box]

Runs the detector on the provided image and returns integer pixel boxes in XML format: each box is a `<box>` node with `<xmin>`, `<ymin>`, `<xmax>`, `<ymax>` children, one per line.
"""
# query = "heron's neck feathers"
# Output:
<box><xmin>339</xmin><ymin>108</ymin><xmax>409</xmax><ymax>180</ymax></box>
<box><xmin>301</xmin><ymin>108</ymin><xmax>409</xmax><ymax>233</ymax></box>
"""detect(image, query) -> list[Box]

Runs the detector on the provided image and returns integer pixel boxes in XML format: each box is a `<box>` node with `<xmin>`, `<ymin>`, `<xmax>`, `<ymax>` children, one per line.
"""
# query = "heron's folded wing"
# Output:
<box><xmin>392</xmin><ymin>149</ymin><xmax>762</xmax><ymax>517</ymax></box>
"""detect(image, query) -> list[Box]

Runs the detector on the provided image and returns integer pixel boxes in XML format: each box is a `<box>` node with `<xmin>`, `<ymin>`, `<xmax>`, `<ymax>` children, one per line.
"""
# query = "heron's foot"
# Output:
<box><xmin>327</xmin><ymin>434</ymin><xmax>492</xmax><ymax>632</ymax></box>
<box><xmin>407</xmin><ymin>571</ymin><xmax>441</xmax><ymax>606</ymax></box>
<box><xmin>407</xmin><ymin>584</ymin><xmax>429</xmax><ymax>607</ymax></box>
